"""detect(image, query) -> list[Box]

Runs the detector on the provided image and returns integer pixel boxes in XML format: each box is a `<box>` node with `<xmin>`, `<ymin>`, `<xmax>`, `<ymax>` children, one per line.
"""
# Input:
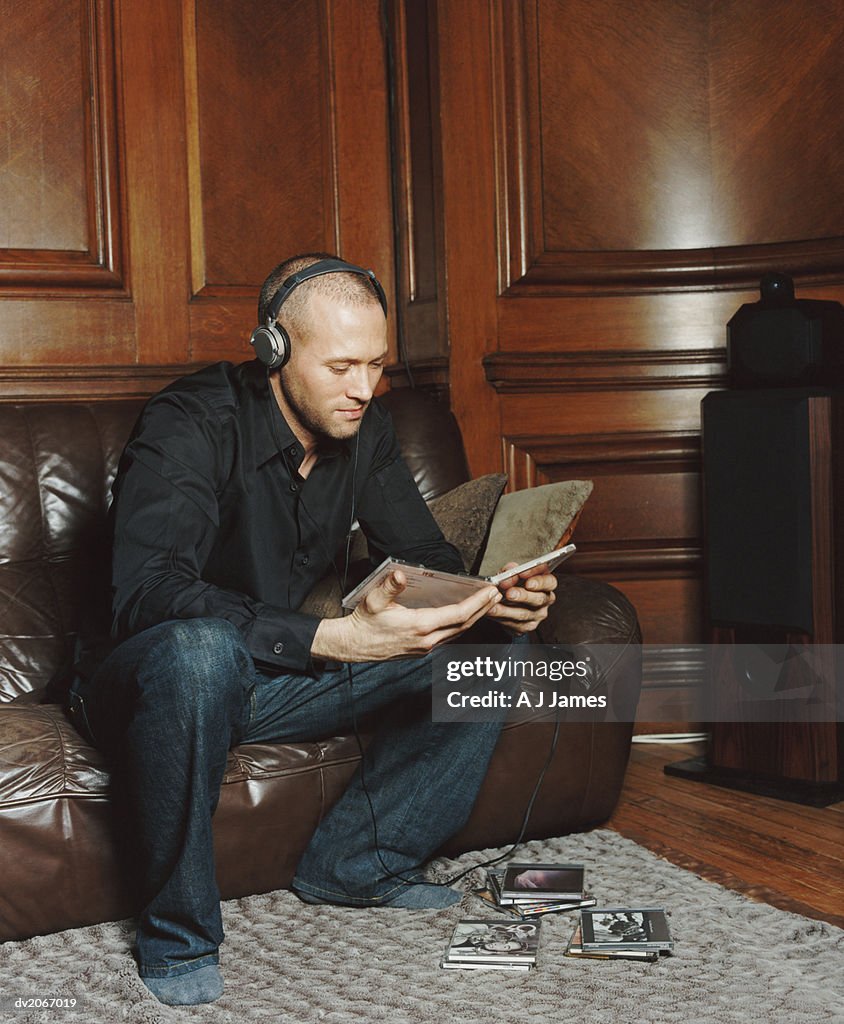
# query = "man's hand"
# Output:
<box><xmin>485</xmin><ymin>561</ymin><xmax>557</xmax><ymax>635</ymax></box>
<box><xmin>311</xmin><ymin>569</ymin><xmax>502</xmax><ymax>663</ymax></box>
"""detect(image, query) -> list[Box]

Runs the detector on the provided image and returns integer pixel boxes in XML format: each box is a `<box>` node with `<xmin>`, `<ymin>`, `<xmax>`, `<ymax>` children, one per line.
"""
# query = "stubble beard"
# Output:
<box><xmin>277</xmin><ymin>373</ymin><xmax>366</xmax><ymax>444</ymax></box>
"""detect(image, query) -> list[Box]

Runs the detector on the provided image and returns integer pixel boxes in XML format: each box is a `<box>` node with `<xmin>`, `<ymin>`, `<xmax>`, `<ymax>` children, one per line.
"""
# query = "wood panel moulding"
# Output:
<box><xmin>118</xmin><ymin>0</ymin><xmax>192</xmax><ymax>365</ymax></box>
<box><xmin>387</xmin><ymin>0</ymin><xmax>445</xmax><ymax>366</ymax></box>
<box><xmin>383</xmin><ymin>356</ymin><xmax>450</xmax><ymax>396</ymax></box>
<box><xmin>434</xmin><ymin>0</ymin><xmax>502</xmax><ymax>474</ymax></box>
<box><xmin>484</xmin><ymin>348</ymin><xmax>727</xmax><ymax>393</ymax></box>
<box><xmin>617</xmin><ymin>578</ymin><xmax>703</xmax><ymax>653</ymax></box>
<box><xmin>502</xmin><ymin>428</ymin><xmax>701</xmax><ymax>581</ymax></box>
<box><xmin>492</xmin><ymin>0</ymin><xmax>844</xmax><ymax>296</ymax></box>
<box><xmin>0</xmin><ymin>363</ymin><xmax>204</xmax><ymax>402</ymax></box>
<box><xmin>0</xmin><ymin>0</ymin><xmax>124</xmax><ymax>292</ymax></box>
<box><xmin>502</xmin><ymin>428</ymin><xmax>701</xmax><ymax>486</ymax></box>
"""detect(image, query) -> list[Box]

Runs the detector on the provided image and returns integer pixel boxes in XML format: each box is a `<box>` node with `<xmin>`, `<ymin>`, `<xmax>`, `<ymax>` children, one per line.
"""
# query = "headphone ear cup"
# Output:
<box><xmin>250</xmin><ymin>322</ymin><xmax>291</xmax><ymax>369</ymax></box>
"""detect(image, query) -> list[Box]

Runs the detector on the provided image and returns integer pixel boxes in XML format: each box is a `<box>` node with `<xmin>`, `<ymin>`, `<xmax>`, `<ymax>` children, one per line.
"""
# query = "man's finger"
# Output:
<box><xmin>496</xmin><ymin>563</ymin><xmax>557</xmax><ymax>591</ymax></box>
<box><xmin>524</xmin><ymin>572</ymin><xmax>557</xmax><ymax>591</ymax></box>
<box><xmin>487</xmin><ymin>600</ymin><xmax>535</xmax><ymax>623</ymax></box>
<box><xmin>494</xmin><ymin>561</ymin><xmax>522</xmax><ymax>590</ymax></box>
<box><xmin>500</xmin><ymin>585</ymin><xmax>555</xmax><ymax>608</ymax></box>
<box><xmin>421</xmin><ymin>585</ymin><xmax>501</xmax><ymax>631</ymax></box>
<box><xmin>426</xmin><ymin>596</ymin><xmax>499</xmax><ymax>647</ymax></box>
<box><xmin>500</xmin><ymin>570</ymin><xmax>556</xmax><ymax>600</ymax></box>
<box><xmin>362</xmin><ymin>569</ymin><xmax>407</xmax><ymax>613</ymax></box>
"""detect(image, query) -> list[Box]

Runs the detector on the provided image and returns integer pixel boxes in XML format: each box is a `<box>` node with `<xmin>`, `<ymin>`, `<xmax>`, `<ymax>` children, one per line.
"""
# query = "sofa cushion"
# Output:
<box><xmin>427</xmin><ymin>473</ymin><xmax>508</xmax><ymax>572</ymax></box>
<box><xmin>477</xmin><ymin>479</ymin><xmax>593</xmax><ymax>578</ymax></box>
<box><xmin>0</xmin><ymin>402</ymin><xmax>144</xmax><ymax>702</ymax></box>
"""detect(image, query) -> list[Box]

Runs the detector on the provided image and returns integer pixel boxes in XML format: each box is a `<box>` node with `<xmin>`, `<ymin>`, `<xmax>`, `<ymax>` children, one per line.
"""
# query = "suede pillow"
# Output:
<box><xmin>477</xmin><ymin>479</ymin><xmax>593</xmax><ymax>578</ymax></box>
<box><xmin>426</xmin><ymin>473</ymin><xmax>508</xmax><ymax>572</ymax></box>
<box><xmin>299</xmin><ymin>473</ymin><xmax>508</xmax><ymax>619</ymax></box>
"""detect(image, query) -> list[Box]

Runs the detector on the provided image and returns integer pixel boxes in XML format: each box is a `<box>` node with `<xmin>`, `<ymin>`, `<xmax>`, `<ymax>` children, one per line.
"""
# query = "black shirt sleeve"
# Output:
<box><xmin>109</xmin><ymin>391</ymin><xmax>320</xmax><ymax>674</ymax></box>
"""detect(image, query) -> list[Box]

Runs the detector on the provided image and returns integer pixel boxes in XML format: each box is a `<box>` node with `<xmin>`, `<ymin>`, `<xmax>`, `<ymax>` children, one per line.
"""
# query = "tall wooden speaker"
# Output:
<box><xmin>667</xmin><ymin>276</ymin><xmax>844</xmax><ymax>804</ymax></box>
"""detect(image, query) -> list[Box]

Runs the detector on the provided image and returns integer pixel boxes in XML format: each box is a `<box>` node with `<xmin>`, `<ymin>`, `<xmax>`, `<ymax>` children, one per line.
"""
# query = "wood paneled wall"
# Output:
<box><xmin>420</xmin><ymin>0</ymin><xmax>844</xmax><ymax>714</ymax></box>
<box><xmin>0</xmin><ymin>0</ymin><xmax>395</xmax><ymax>399</ymax></box>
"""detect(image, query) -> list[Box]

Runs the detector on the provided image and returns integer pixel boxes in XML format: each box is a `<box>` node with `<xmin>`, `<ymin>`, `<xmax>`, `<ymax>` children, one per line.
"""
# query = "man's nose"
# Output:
<box><xmin>346</xmin><ymin>366</ymin><xmax>376</xmax><ymax>401</ymax></box>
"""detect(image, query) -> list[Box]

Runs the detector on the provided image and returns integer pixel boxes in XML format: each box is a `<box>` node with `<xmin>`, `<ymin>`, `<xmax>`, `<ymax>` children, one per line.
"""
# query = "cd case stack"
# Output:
<box><xmin>441</xmin><ymin>919</ymin><xmax>541</xmax><ymax>972</ymax></box>
<box><xmin>473</xmin><ymin>862</ymin><xmax>596</xmax><ymax>918</ymax></box>
<box><xmin>565</xmin><ymin>908</ymin><xmax>674</xmax><ymax>963</ymax></box>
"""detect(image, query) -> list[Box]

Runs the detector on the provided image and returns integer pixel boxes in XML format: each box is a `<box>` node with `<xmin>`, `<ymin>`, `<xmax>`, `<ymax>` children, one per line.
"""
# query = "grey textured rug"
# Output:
<box><xmin>1</xmin><ymin>830</ymin><xmax>842</xmax><ymax>1024</ymax></box>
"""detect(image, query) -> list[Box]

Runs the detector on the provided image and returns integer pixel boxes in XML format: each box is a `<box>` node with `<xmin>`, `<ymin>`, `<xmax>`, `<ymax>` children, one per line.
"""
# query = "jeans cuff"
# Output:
<box><xmin>137</xmin><ymin>951</ymin><xmax>220</xmax><ymax>979</ymax></box>
<box><xmin>292</xmin><ymin>875</ymin><xmax>422</xmax><ymax>907</ymax></box>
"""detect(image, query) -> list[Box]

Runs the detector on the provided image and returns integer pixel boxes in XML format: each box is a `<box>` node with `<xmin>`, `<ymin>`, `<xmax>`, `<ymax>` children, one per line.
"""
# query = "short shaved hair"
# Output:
<box><xmin>257</xmin><ymin>253</ymin><xmax>384</xmax><ymax>343</ymax></box>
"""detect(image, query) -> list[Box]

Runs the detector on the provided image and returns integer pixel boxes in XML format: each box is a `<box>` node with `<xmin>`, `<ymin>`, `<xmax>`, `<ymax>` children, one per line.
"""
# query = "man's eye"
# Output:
<box><xmin>329</xmin><ymin>366</ymin><xmax>350</xmax><ymax>374</ymax></box>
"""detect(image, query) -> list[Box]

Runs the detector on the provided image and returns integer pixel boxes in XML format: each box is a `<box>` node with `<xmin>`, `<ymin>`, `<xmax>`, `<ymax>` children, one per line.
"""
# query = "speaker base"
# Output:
<box><xmin>664</xmin><ymin>756</ymin><xmax>844</xmax><ymax>807</ymax></box>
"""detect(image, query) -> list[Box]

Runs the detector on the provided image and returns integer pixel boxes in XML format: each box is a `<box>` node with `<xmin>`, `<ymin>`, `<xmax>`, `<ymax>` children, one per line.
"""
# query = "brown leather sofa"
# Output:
<box><xmin>0</xmin><ymin>387</ymin><xmax>641</xmax><ymax>943</ymax></box>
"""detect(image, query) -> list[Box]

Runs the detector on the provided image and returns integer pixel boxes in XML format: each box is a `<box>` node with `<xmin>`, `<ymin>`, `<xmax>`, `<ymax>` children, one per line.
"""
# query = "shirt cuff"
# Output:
<box><xmin>246</xmin><ymin>609</ymin><xmax>321</xmax><ymax>675</ymax></box>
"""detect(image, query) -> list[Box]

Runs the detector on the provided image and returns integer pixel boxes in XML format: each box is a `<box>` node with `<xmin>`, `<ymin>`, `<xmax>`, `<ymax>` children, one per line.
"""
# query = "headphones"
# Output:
<box><xmin>250</xmin><ymin>257</ymin><xmax>388</xmax><ymax>370</ymax></box>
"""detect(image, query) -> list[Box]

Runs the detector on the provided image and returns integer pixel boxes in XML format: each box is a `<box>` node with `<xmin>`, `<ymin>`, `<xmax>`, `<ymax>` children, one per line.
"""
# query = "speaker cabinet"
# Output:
<box><xmin>667</xmin><ymin>388</ymin><xmax>844</xmax><ymax>804</ymax></box>
<box><xmin>726</xmin><ymin>273</ymin><xmax>844</xmax><ymax>389</ymax></box>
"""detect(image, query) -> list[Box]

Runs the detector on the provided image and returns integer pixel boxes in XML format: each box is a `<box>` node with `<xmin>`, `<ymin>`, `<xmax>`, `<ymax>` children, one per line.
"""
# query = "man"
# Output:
<box><xmin>67</xmin><ymin>254</ymin><xmax>556</xmax><ymax>1006</ymax></box>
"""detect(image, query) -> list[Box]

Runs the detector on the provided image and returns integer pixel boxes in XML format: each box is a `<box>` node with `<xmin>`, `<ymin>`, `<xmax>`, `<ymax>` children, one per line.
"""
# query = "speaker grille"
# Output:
<box><xmin>703</xmin><ymin>390</ymin><xmax>814</xmax><ymax>634</ymax></box>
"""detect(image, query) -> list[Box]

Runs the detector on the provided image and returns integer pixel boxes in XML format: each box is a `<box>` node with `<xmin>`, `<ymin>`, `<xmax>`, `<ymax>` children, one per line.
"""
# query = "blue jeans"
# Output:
<box><xmin>67</xmin><ymin>618</ymin><xmax>521</xmax><ymax>978</ymax></box>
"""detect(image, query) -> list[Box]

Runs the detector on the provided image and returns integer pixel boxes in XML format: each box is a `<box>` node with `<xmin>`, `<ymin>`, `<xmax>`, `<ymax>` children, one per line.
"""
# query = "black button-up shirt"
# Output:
<box><xmin>109</xmin><ymin>360</ymin><xmax>462</xmax><ymax>675</ymax></box>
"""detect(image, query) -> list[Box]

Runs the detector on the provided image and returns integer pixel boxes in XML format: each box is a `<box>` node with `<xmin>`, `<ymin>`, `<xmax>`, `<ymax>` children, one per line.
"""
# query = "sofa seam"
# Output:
<box><xmin>0</xmin><ymin>751</ymin><xmax>360</xmax><ymax>808</ymax></box>
<box><xmin>20</xmin><ymin>408</ymin><xmax>50</xmax><ymax>579</ymax></box>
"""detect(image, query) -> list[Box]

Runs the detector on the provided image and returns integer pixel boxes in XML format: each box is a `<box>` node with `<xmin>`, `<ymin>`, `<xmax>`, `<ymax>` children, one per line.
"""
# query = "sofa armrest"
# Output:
<box><xmin>539</xmin><ymin>573</ymin><xmax>641</xmax><ymax>648</ymax></box>
<box><xmin>539</xmin><ymin>572</ymin><xmax>642</xmax><ymax>723</ymax></box>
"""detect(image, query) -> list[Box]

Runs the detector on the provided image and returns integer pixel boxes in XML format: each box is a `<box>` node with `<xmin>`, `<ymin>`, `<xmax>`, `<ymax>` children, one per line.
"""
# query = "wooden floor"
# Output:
<box><xmin>607</xmin><ymin>740</ymin><xmax>844</xmax><ymax>929</ymax></box>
